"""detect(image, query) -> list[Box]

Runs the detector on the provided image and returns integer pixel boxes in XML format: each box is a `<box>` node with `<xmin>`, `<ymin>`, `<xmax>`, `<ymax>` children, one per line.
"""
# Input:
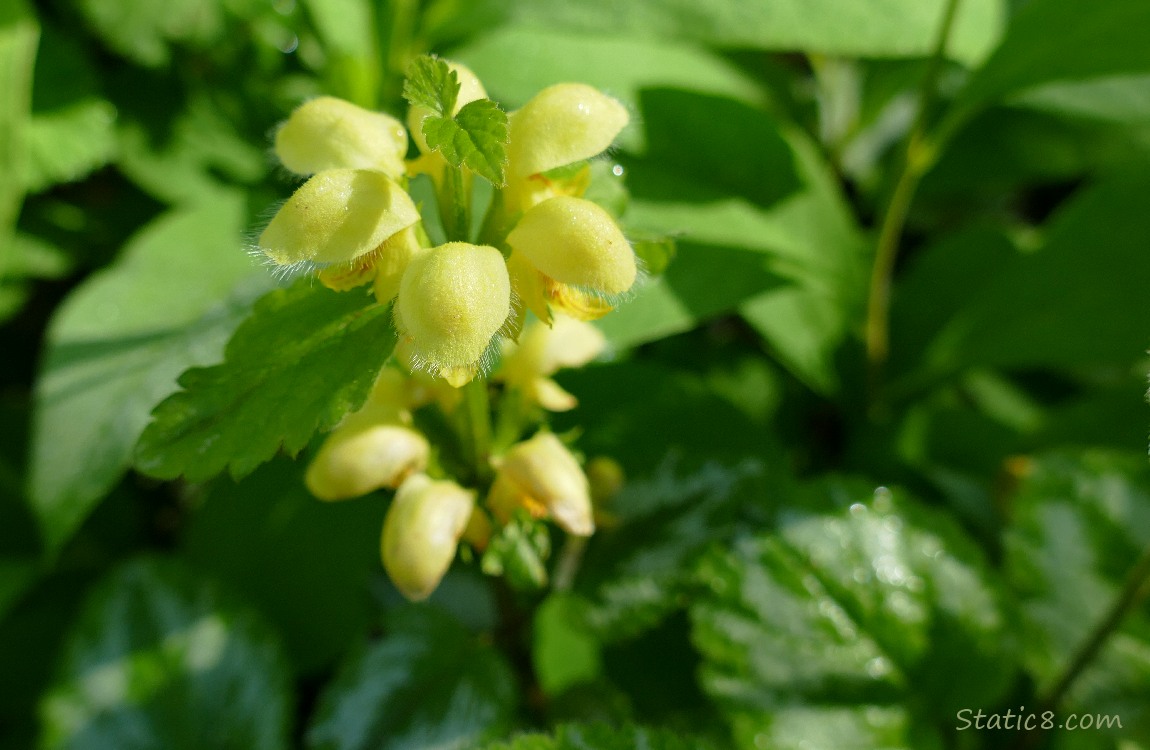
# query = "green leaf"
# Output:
<box><xmin>305</xmin><ymin>606</ymin><xmax>516</xmax><ymax>750</ymax></box>
<box><xmin>481</xmin><ymin>513</ymin><xmax>551</xmax><ymax>591</ymax></box>
<box><xmin>691</xmin><ymin>484</ymin><xmax>1015</xmax><ymax>750</ymax></box>
<box><xmin>39</xmin><ymin>558</ymin><xmax>293</xmax><ymax>750</ymax></box>
<box><xmin>25</xmin><ymin>98</ymin><xmax>117</xmax><ymax>191</ymax></box>
<box><xmin>961</xmin><ymin>0</ymin><xmax>1150</xmax><ymax>108</ymax></box>
<box><xmin>533</xmin><ymin>593</ymin><xmax>603</xmax><ymax>696</ymax></box>
<box><xmin>0</xmin><ymin>0</ymin><xmax>38</xmax><ymax>283</ymax></box>
<box><xmin>181</xmin><ymin>457</ymin><xmax>384</xmax><ymax>675</ymax></box>
<box><xmin>570</xmin><ymin>451</ymin><xmax>768</xmax><ymax>642</ymax></box>
<box><xmin>454</xmin><ymin>28</ymin><xmax>766</xmax><ymax>153</ymax></box>
<box><xmin>902</xmin><ymin>173</ymin><xmax>1150</xmax><ymax>381</ymax></box>
<box><xmin>467</xmin><ymin>0</ymin><xmax>1004</xmax><ymax>66</ymax></box>
<box><xmin>595</xmin><ymin>90</ymin><xmax>867</xmax><ymax>393</ymax></box>
<box><xmin>479</xmin><ymin>723</ymin><xmax>706</xmax><ymax>750</ymax></box>
<box><xmin>75</xmin><ymin>0</ymin><xmax>224</xmax><ymax>66</ymax></box>
<box><xmin>1012</xmin><ymin>74</ymin><xmax>1150</xmax><ymax>126</ymax></box>
<box><xmin>117</xmin><ymin>93</ymin><xmax>268</xmax><ymax>204</ymax></box>
<box><xmin>29</xmin><ymin>191</ymin><xmax>263</xmax><ymax>554</ymax></box>
<box><xmin>134</xmin><ymin>280</ymin><xmax>397</xmax><ymax>483</ymax></box>
<box><xmin>422</xmin><ymin>99</ymin><xmax>509</xmax><ymax>186</ymax></box>
<box><xmin>1003</xmin><ymin>451</ymin><xmax>1150</xmax><ymax>741</ymax></box>
<box><xmin>402</xmin><ymin>54</ymin><xmax>459</xmax><ymax>117</ymax></box>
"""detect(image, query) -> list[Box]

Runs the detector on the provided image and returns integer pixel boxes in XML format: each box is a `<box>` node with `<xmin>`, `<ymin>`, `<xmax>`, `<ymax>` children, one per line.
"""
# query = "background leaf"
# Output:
<box><xmin>134</xmin><ymin>280</ymin><xmax>397</xmax><ymax>483</ymax></box>
<box><xmin>39</xmin><ymin>557</ymin><xmax>293</xmax><ymax>750</ymax></box>
<box><xmin>899</xmin><ymin>173</ymin><xmax>1150</xmax><ymax>383</ymax></box>
<box><xmin>479</xmin><ymin>723</ymin><xmax>708</xmax><ymax>750</ymax></box>
<box><xmin>74</xmin><ymin>0</ymin><xmax>225</xmax><ymax>67</ymax></box>
<box><xmin>599</xmin><ymin>90</ymin><xmax>867</xmax><ymax>392</ymax></box>
<box><xmin>468</xmin><ymin>0</ymin><xmax>1004</xmax><ymax>65</ymax></box>
<box><xmin>306</xmin><ymin>606</ymin><xmax>516</xmax><ymax>750</ymax></box>
<box><xmin>691</xmin><ymin>484</ymin><xmax>1014</xmax><ymax>750</ymax></box>
<box><xmin>181</xmin><ymin>457</ymin><xmax>384</xmax><ymax>675</ymax></box>
<box><xmin>1004</xmin><ymin>451</ymin><xmax>1150</xmax><ymax>743</ymax></box>
<box><xmin>0</xmin><ymin>0</ymin><xmax>38</xmax><ymax>290</ymax></box>
<box><xmin>28</xmin><ymin>190</ymin><xmax>264</xmax><ymax>554</ymax></box>
<box><xmin>960</xmin><ymin>0</ymin><xmax>1150</xmax><ymax>108</ymax></box>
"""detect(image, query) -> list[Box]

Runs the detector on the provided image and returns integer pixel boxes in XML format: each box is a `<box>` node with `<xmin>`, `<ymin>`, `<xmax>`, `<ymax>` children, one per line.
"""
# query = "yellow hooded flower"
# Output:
<box><xmin>506</xmin><ymin>195</ymin><xmax>636</xmax><ymax>322</ymax></box>
<box><xmin>258</xmin><ymin>97</ymin><xmax>423</xmax><ymax>288</ymax></box>
<box><xmin>381</xmin><ymin>474</ymin><xmax>476</xmax><ymax>601</ymax></box>
<box><xmin>505</xmin><ymin>83</ymin><xmax>629</xmax><ymax>212</ymax></box>
<box><xmin>488</xmin><ymin>432</ymin><xmax>594</xmax><ymax>536</ymax></box>
<box><xmin>499</xmin><ymin>313</ymin><xmax>605</xmax><ymax>411</ymax></box>
<box><xmin>305</xmin><ymin>369</ymin><xmax>429</xmax><ymax>501</ymax></box>
<box><xmin>394</xmin><ymin>242</ymin><xmax>512</xmax><ymax>387</ymax></box>
<box><xmin>494</xmin><ymin>84</ymin><xmax>637</xmax><ymax>323</ymax></box>
<box><xmin>275</xmin><ymin>96</ymin><xmax>408</xmax><ymax>179</ymax></box>
<box><xmin>259</xmin><ymin>169</ymin><xmax>420</xmax><ymax>269</ymax></box>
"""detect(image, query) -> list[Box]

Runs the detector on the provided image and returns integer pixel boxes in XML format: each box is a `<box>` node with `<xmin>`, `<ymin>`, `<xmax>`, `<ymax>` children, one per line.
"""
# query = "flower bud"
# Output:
<box><xmin>304</xmin><ymin>370</ymin><xmax>428</xmax><ymax>500</ymax></box>
<box><xmin>500</xmin><ymin>314</ymin><xmax>605</xmax><ymax>411</ymax></box>
<box><xmin>508</xmin><ymin>84</ymin><xmax>629</xmax><ymax>178</ymax></box>
<box><xmin>506</xmin><ymin>196</ymin><xmax>636</xmax><ymax>295</ymax></box>
<box><xmin>407</xmin><ymin>61</ymin><xmax>488</xmax><ymax>155</ymax></box>
<box><xmin>259</xmin><ymin>169</ymin><xmax>420</xmax><ymax>267</ymax></box>
<box><xmin>394</xmin><ymin>242</ymin><xmax>511</xmax><ymax>386</ymax></box>
<box><xmin>490</xmin><ymin>432</ymin><xmax>594</xmax><ymax>536</ymax></box>
<box><xmin>381</xmin><ymin>474</ymin><xmax>476</xmax><ymax>601</ymax></box>
<box><xmin>275</xmin><ymin>97</ymin><xmax>408</xmax><ymax>179</ymax></box>
<box><xmin>305</xmin><ymin>424</ymin><xmax>429</xmax><ymax>501</ymax></box>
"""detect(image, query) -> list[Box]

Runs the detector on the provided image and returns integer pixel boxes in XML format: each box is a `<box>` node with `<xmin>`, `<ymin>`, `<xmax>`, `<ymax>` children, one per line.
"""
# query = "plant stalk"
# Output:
<box><xmin>461</xmin><ymin>378</ymin><xmax>493</xmax><ymax>484</ymax></box>
<box><xmin>1012</xmin><ymin>543</ymin><xmax>1150</xmax><ymax>750</ymax></box>
<box><xmin>864</xmin><ymin>0</ymin><xmax>963</xmax><ymax>401</ymax></box>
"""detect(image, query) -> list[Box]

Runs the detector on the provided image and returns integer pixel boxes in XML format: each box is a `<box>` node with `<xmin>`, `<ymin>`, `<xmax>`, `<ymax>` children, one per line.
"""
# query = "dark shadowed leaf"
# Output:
<box><xmin>306</xmin><ymin>606</ymin><xmax>516</xmax><ymax>750</ymax></box>
<box><xmin>39</xmin><ymin>558</ymin><xmax>293</xmax><ymax>750</ymax></box>
<box><xmin>29</xmin><ymin>191</ymin><xmax>264</xmax><ymax>553</ymax></box>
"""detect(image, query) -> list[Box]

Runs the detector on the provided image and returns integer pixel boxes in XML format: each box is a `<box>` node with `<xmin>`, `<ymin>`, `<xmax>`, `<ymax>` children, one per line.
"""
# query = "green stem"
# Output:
<box><xmin>864</xmin><ymin>0</ymin><xmax>963</xmax><ymax>403</ymax></box>
<box><xmin>461</xmin><ymin>378</ymin><xmax>493</xmax><ymax>484</ymax></box>
<box><xmin>1012</xmin><ymin>543</ymin><xmax>1150</xmax><ymax>750</ymax></box>
<box><xmin>1042</xmin><ymin>543</ymin><xmax>1150</xmax><ymax>707</ymax></box>
<box><xmin>439</xmin><ymin>165</ymin><xmax>471</xmax><ymax>243</ymax></box>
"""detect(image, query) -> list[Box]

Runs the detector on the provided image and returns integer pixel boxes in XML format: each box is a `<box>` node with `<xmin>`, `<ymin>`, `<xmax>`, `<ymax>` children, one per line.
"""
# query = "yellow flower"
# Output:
<box><xmin>305</xmin><ymin>369</ymin><xmax>429</xmax><ymax>501</ymax></box>
<box><xmin>258</xmin><ymin>98</ymin><xmax>422</xmax><ymax>286</ymax></box>
<box><xmin>506</xmin><ymin>195</ymin><xmax>636</xmax><ymax>322</ymax></box>
<box><xmin>394</xmin><ymin>242</ymin><xmax>512</xmax><ymax>387</ymax></box>
<box><xmin>381</xmin><ymin>474</ymin><xmax>476</xmax><ymax>601</ymax></box>
<box><xmin>505</xmin><ymin>83</ymin><xmax>629</xmax><ymax>212</ymax></box>
<box><xmin>495</xmin><ymin>84</ymin><xmax>638</xmax><ymax>323</ymax></box>
<box><xmin>275</xmin><ymin>96</ymin><xmax>408</xmax><ymax>179</ymax></box>
<box><xmin>488</xmin><ymin>432</ymin><xmax>594</xmax><ymax>536</ymax></box>
<box><xmin>499</xmin><ymin>313</ymin><xmax>605</xmax><ymax>411</ymax></box>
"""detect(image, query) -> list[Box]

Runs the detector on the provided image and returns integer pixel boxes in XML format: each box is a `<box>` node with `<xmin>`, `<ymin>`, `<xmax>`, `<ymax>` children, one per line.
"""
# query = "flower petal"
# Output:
<box><xmin>258</xmin><ymin>169</ymin><xmax>420</xmax><ymax>267</ymax></box>
<box><xmin>381</xmin><ymin>474</ymin><xmax>475</xmax><ymax>601</ymax></box>
<box><xmin>275</xmin><ymin>97</ymin><xmax>408</xmax><ymax>178</ymax></box>
<box><xmin>506</xmin><ymin>195</ymin><xmax>636</xmax><ymax>294</ymax></box>
<box><xmin>394</xmin><ymin>242</ymin><xmax>511</xmax><ymax>382</ymax></box>
<box><xmin>508</xmin><ymin>83</ymin><xmax>628</xmax><ymax>178</ymax></box>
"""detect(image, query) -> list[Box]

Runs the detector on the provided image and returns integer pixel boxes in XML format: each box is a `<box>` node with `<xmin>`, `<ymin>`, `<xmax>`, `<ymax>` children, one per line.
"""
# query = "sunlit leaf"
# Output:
<box><xmin>135</xmin><ymin>280</ymin><xmax>396</xmax><ymax>483</ymax></box>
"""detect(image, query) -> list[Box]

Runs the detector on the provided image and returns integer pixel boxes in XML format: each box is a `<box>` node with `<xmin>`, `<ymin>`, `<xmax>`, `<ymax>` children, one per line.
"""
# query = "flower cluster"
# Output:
<box><xmin>257</xmin><ymin>62</ymin><xmax>636</xmax><ymax>386</ymax></box>
<box><xmin>306</xmin><ymin>314</ymin><xmax>610</xmax><ymax>600</ymax></box>
<box><xmin>256</xmin><ymin>59</ymin><xmax>636</xmax><ymax>601</ymax></box>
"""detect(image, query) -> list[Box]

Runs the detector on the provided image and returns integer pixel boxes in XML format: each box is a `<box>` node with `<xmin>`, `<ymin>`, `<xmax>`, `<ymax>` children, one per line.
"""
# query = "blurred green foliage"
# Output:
<box><xmin>3</xmin><ymin>0</ymin><xmax>1150</xmax><ymax>748</ymax></box>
